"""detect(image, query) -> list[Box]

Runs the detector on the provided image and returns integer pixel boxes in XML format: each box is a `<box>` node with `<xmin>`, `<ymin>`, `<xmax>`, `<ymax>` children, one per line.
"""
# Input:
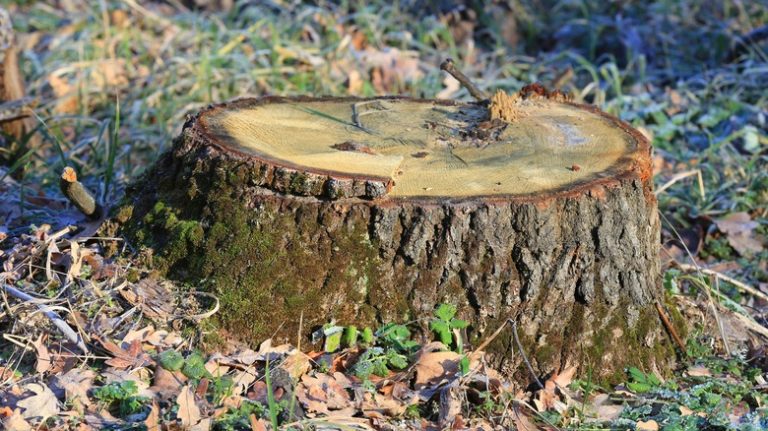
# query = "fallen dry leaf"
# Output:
<box><xmin>534</xmin><ymin>383</ymin><xmax>556</xmax><ymax>412</ymax></box>
<box><xmin>532</xmin><ymin>365</ymin><xmax>579</xmax><ymax>413</ymax></box>
<box><xmin>176</xmin><ymin>385</ymin><xmax>202</xmax><ymax>428</ymax></box>
<box><xmin>1</xmin><ymin>409</ymin><xmax>32</xmax><ymax>431</ymax></box>
<box><xmin>191</xmin><ymin>417</ymin><xmax>212</xmax><ymax>431</ymax></box>
<box><xmin>50</xmin><ymin>368</ymin><xmax>95</xmax><ymax>411</ymax></box>
<box><xmin>438</xmin><ymin>381</ymin><xmax>462</xmax><ymax>427</ymax></box>
<box><xmin>554</xmin><ymin>365</ymin><xmax>577</xmax><ymax>388</ymax></box>
<box><xmin>511</xmin><ymin>406</ymin><xmax>539</xmax><ymax>431</ymax></box>
<box><xmin>280</xmin><ymin>351</ymin><xmax>312</xmax><ymax>381</ymax></box>
<box><xmin>715</xmin><ymin>212</ymin><xmax>764</xmax><ymax>256</ymax></box>
<box><xmin>637</xmin><ymin>419</ymin><xmax>659</xmax><ymax>430</ymax></box>
<box><xmin>33</xmin><ymin>336</ymin><xmax>52</xmax><ymax>374</ymax></box>
<box><xmin>145</xmin><ymin>329</ymin><xmax>183</xmax><ymax>347</ymax></box>
<box><xmin>296</xmin><ymin>373</ymin><xmax>353</xmax><ymax>414</ymax></box>
<box><xmin>90</xmin><ymin>59</ymin><xmax>129</xmax><ymax>88</ymax></box>
<box><xmin>99</xmin><ymin>337</ymin><xmax>154</xmax><ymax>369</ymax></box>
<box><xmin>47</xmin><ymin>73</ymin><xmax>78</xmax><ymax>114</ymax></box>
<box><xmin>48</xmin><ymin>72</ymin><xmax>73</xmax><ymax>98</ymax></box>
<box><xmin>686</xmin><ymin>365</ymin><xmax>711</xmax><ymax>377</ymax></box>
<box><xmin>119</xmin><ymin>278</ymin><xmax>176</xmax><ymax>321</ymax></box>
<box><xmin>145</xmin><ymin>400</ymin><xmax>160</xmax><ymax>431</ymax></box>
<box><xmin>66</xmin><ymin>240</ymin><xmax>91</xmax><ymax>282</ymax></box>
<box><xmin>121</xmin><ymin>325</ymin><xmax>156</xmax><ymax>346</ymax></box>
<box><xmin>17</xmin><ymin>383</ymin><xmax>60</xmax><ymax>420</ymax></box>
<box><xmin>361</xmin><ymin>390</ymin><xmax>408</xmax><ymax>418</ymax></box>
<box><xmin>249</xmin><ymin>414</ymin><xmax>268</xmax><ymax>431</ymax></box>
<box><xmin>414</xmin><ymin>350</ymin><xmax>460</xmax><ymax>389</ymax></box>
<box><xmin>150</xmin><ymin>366</ymin><xmax>187</xmax><ymax>401</ymax></box>
<box><xmin>231</xmin><ymin>368</ymin><xmax>257</xmax><ymax>396</ymax></box>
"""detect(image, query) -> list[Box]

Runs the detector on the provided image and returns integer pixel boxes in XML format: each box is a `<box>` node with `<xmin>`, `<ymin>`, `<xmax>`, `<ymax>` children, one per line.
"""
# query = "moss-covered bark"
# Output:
<box><xmin>111</xmin><ymin>97</ymin><xmax>682</xmax><ymax>385</ymax></box>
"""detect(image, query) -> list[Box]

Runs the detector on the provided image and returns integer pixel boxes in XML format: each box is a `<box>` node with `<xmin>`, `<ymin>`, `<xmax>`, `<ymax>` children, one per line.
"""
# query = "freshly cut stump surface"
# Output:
<box><xmin>207</xmin><ymin>97</ymin><xmax>630</xmax><ymax>197</ymax></box>
<box><xmin>116</xmin><ymin>93</ymin><xmax>679</xmax><ymax>383</ymax></box>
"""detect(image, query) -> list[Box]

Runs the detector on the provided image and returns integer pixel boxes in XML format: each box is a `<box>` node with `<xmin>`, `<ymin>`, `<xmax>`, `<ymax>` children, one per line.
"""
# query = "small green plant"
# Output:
<box><xmin>376</xmin><ymin>323</ymin><xmax>419</xmax><ymax>354</ymax></box>
<box><xmin>360</xmin><ymin>327</ymin><xmax>374</xmax><ymax>345</ymax></box>
<box><xmin>182</xmin><ymin>351</ymin><xmax>212</xmax><ymax>380</ymax></box>
<box><xmin>353</xmin><ymin>346</ymin><xmax>409</xmax><ymax>379</ymax></box>
<box><xmin>625</xmin><ymin>367</ymin><xmax>662</xmax><ymax>393</ymax></box>
<box><xmin>209</xmin><ymin>375</ymin><xmax>234</xmax><ymax>405</ymax></box>
<box><xmin>92</xmin><ymin>380</ymin><xmax>149</xmax><ymax>418</ymax></box>
<box><xmin>213</xmin><ymin>400</ymin><xmax>265</xmax><ymax>431</ymax></box>
<box><xmin>158</xmin><ymin>349</ymin><xmax>185</xmax><ymax>371</ymax></box>
<box><xmin>404</xmin><ymin>404</ymin><xmax>421</xmax><ymax>419</ymax></box>
<box><xmin>322</xmin><ymin>324</ymin><xmax>344</xmax><ymax>353</ymax></box>
<box><xmin>343</xmin><ymin>325</ymin><xmax>358</xmax><ymax>347</ymax></box>
<box><xmin>429</xmin><ymin>304</ymin><xmax>468</xmax><ymax>351</ymax></box>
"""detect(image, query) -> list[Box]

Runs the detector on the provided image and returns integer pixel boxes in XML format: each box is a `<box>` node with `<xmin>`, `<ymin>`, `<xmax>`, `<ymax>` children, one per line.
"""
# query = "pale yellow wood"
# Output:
<box><xmin>205</xmin><ymin>98</ymin><xmax>636</xmax><ymax>197</ymax></box>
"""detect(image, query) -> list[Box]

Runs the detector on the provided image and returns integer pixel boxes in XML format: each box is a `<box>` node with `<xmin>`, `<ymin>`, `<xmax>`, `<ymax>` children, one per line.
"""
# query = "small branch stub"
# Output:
<box><xmin>440</xmin><ymin>58</ymin><xmax>487</xmax><ymax>102</ymax></box>
<box><xmin>60</xmin><ymin>167</ymin><xmax>102</xmax><ymax>219</ymax></box>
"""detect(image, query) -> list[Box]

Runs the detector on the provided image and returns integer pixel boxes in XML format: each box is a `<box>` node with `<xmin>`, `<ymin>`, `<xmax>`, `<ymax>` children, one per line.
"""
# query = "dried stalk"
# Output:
<box><xmin>675</xmin><ymin>263</ymin><xmax>768</xmax><ymax>303</ymax></box>
<box><xmin>60</xmin><ymin>167</ymin><xmax>102</xmax><ymax>219</ymax></box>
<box><xmin>2</xmin><ymin>283</ymin><xmax>89</xmax><ymax>354</ymax></box>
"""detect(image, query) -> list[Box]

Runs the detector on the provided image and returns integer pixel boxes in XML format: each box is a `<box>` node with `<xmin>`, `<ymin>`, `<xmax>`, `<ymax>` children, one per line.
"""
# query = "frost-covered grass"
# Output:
<box><xmin>1</xmin><ymin>0</ymin><xmax>767</xmax><ymax>429</ymax></box>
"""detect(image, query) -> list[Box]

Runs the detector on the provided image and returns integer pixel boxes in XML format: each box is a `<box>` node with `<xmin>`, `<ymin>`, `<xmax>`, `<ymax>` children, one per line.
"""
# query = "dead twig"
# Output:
<box><xmin>462</xmin><ymin>318</ymin><xmax>543</xmax><ymax>389</ymax></box>
<box><xmin>655</xmin><ymin>301</ymin><xmax>686</xmax><ymax>353</ymax></box>
<box><xmin>440</xmin><ymin>58</ymin><xmax>487</xmax><ymax>102</ymax></box>
<box><xmin>659</xmin><ymin>211</ymin><xmax>731</xmax><ymax>355</ymax></box>
<box><xmin>511</xmin><ymin>319</ymin><xmax>544</xmax><ymax>390</ymax></box>
<box><xmin>471</xmin><ymin>318</ymin><xmax>511</xmax><ymax>355</ymax></box>
<box><xmin>675</xmin><ymin>263</ymin><xmax>768</xmax><ymax>303</ymax></box>
<box><xmin>2</xmin><ymin>283</ymin><xmax>89</xmax><ymax>354</ymax></box>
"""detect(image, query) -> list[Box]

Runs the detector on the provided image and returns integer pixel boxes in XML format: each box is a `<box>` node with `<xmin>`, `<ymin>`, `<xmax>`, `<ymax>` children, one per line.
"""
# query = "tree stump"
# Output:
<box><xmin>114</xmin><ymin>91</ymin><xmax>679</xmax><ymax>382</ymax></box>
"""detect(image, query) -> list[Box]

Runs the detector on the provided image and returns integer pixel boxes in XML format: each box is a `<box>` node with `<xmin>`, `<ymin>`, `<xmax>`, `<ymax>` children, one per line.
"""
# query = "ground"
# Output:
<box><xmin>0</xmin><ymin>1</ymin><xmax>767</xmax><ymax>430</ymax></box>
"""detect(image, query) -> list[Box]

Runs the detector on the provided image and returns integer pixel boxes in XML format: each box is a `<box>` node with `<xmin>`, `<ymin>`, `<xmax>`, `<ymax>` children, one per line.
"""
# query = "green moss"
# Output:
<box><xmin>114</xmin><ymin>205</ymin><xmax>133</xmax><ymax>224</ymax></box>
<box><xmin>126</xmin><ymin>268</ymin><xmax>140</xmax><ymax>283</ymax></box>
<box><xmin>120</xmin><ymin>161</ymin><xmax>388</xmax><ymax>346</ymax></box>
<box><xmin>289</xmin><ymin>172</ymin><xmax>309</xmax><ymax>193</ymax></box>
<box><xmin>664</xmin><ymin>291</ymin><xmax>689</xmax><ymax>341</ymax></box>
<box><xmin>534</xmin><ymin>344</ymin><xmax>557</xmax><ymax>366</ymax></box>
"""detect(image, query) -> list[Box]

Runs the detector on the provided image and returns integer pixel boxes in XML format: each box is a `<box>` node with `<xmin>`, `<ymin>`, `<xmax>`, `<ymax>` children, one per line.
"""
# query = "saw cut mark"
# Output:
<box><xmin>205</xmin><ymin>97</ymin><xmax>637</xmax><ymax>197</ymax></box>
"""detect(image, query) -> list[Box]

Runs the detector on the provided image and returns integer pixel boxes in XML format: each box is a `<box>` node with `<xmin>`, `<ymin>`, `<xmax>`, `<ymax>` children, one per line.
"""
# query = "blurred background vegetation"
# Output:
<box><xmin>3</xmin><ymin>0</ymin><xmax>765</xmax><ymax>278</ymax></box>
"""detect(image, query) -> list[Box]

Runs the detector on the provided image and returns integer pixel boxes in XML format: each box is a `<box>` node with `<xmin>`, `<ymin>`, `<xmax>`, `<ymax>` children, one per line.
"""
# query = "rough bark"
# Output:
<box><xmin>111</xmin><ymin>95</ymin><xmax>681</xmax><ymax>384</ymax></box>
